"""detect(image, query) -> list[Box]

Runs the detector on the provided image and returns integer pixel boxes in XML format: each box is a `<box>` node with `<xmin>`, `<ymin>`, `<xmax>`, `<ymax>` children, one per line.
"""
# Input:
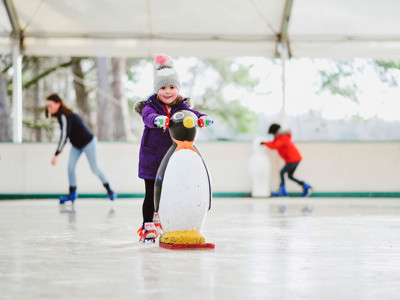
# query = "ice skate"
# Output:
<box><xmin>272</xmin><ymin>185</ymin><xmax>288</xmax><ymax>197</ymax></box>
<box><xmin>59</xmin><ymin>190</ymin><xmax>77</xmax><ymax>204</ymax></box>
<box><xmin>302</xmin><ymin>182</ymin><xmax>312</xmax><ymax>197</ymax></box>
<box><xmin>137</xmin><ymin>222</ymin><xmax>158</xmax><ymax>243</ymax></box>
<box><xmin>107</xmin><ymin>191</ymin><xmax>117</xmax><ymax>201</ymax></box>
<box><xmin>153</xmin><ymin>212</ymin><xmax>163</xmax><ymax>235</ymax></box>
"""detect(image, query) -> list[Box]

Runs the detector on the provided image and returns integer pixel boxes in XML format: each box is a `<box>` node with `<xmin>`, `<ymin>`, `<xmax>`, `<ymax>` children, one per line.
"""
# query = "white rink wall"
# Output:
<box><xmin>0</xmin><ymin>142</ymin><xmax>399</xmax><ymax>195</ymax></box>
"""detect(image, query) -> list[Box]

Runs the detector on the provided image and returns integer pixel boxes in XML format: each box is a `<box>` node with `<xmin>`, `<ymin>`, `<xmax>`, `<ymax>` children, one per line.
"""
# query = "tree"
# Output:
<box><xmin>1</xmin><ymin>56</ymin><xmax>87</xmax><ymax>142</ymax></box>
<box><xmin>72</xmin><ymin>58</ymin><xmax>92</xmax><ymax>129</ymax></box>
<box><xmin>0</xmin><ymin>70</ymin><xmax>11</xmax><ymax>141</ymax></box>
<box><xmin>96</xmin><ymin>57</ymin><xmax>112</xmax><ymax>140</ymax></box>
<box><xmin>186</xmin><ymin>59</ymin><xmax>260</xmax><ymax>136</ymax></box>
<box><xmin>373</xmin><ymin>60</ymin><xmax>400</xmax><ymax>87</ymax></box>
<box><xmin>0</xmin><ymin>55</ymin><xmax>12</xmax><ymax>141</ymax></box>
<box><xmin>31</xmin><ymin>57</ymin><xmax>43</xmax><ymax>141</ymax></box>
<box><xmin>111</xmin><ymin>57</ymin><xmax>130</xmax><ymax>141</ymax></box>
<box><xmin>316</xmin><ymin>60</ymin><xmax>359</xmax><ymax>103</ymax></box>
<box><xmin>316</xmin><ymin>59</ymin><xmax>400</xmax><ymax>104</ymax></box>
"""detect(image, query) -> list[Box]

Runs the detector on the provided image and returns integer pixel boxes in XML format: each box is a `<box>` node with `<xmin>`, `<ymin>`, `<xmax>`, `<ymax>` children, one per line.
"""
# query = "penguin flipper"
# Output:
<box><xmin>154</xmin><ymin>144</ymin><xmax>177</xmax><ymax>212</ymax></box>
<box><xmin>194</xmin><ymin>145</ymin><xmax>212</xmax><ymax>210</ymax></box>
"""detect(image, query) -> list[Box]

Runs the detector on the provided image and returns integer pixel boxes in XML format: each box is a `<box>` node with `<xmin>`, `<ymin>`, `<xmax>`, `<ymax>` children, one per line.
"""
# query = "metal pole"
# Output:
<box><xmin>280</xmin><ymin>42</ymin><xmax>288</xmax><ymax>127</ymax></box>
<box><xmin>277</xmin><ymin>0</ymin><xmax>293</xmax><ymax>128</ymax></box>
<box><xmin>12</xmin><ymin>37</ymin><xmax>22</xmax><ymax>143</ymax></box>
<box><xmin>4</xmin><ymin>0</ymin><xmax>23</xmax><ymax>143</ymax></box>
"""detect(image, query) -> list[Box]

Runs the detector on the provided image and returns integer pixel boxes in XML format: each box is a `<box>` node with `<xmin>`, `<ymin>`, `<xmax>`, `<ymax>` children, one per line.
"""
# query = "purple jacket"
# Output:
<box><xmin>136</xmin><ymin>94</ymin><xmax>206</xmax><ymax>180</ymax></box>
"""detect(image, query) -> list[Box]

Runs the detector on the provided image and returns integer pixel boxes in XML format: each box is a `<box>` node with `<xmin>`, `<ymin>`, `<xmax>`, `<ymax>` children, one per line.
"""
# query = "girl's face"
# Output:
<box><xmin>157</xmin><ymin>85</ymin><xmax>178</xmax><ymax>106</ymax></box>
<box><xmin>45</xmin><ymin>100</ymin><xmax>61</xmax><ymax>115</ymax></box>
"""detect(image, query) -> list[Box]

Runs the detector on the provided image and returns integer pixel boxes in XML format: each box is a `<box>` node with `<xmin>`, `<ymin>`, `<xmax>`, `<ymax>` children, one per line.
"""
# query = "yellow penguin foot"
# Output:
<box><xmin>159</xmin><ymin>230</ymin><xmax>215</xmax><ymax>250</ymax></box>
<box><xmin>160</xmin><ymin>230</ymin><xmax>205</xmax><ymax>245</ymax></box>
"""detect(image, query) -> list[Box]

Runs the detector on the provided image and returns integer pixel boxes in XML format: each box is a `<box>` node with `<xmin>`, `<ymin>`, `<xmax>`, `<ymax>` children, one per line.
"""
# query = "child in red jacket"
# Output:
<box><xmin>261</xmin><ymin>123</ymin><xmax>312</xmax><ymax>197</ymax></box>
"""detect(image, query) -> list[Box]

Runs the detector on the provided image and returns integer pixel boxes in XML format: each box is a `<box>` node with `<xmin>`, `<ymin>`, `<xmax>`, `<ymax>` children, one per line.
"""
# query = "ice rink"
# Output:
<box><xmin>1</xmin><ymin>197</ymin><xmax>400</xmax><ymax>300</ymax></box>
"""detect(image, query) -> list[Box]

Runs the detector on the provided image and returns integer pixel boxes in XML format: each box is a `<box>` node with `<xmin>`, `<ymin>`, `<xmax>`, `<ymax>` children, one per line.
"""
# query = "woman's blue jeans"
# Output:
<box><xmin>67</xmin><ymin>137</ymin><xmax>108</xmax><ymax>187</ymax></box>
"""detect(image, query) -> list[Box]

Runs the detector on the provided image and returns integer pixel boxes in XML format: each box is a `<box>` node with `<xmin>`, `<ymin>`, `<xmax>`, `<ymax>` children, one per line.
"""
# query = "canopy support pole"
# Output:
<box><xmin>11</xmin><ymin>38</ymin><xmax>22</xmax><ymax>143</ymax></box>
<box><xmin>276</xmin><ymin>0</ymin><xmax>293</xmax><ymax>127</ymax></box>
<box><xmin>4</xmin><ymin>0</ymin><xmax>23</xmax><ymax>143</ymax></box>
<box><xmin>280</xmin><ymin>43</ymin><xmax>288</xmax><ymax>127</ymax></box>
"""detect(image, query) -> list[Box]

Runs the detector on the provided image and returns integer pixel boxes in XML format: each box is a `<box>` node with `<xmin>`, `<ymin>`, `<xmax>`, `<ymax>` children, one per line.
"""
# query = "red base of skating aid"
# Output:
<box><xmin>159</xmin><ymin>242</ymin><xmax>215</xmax><ymax>250</ymax></box>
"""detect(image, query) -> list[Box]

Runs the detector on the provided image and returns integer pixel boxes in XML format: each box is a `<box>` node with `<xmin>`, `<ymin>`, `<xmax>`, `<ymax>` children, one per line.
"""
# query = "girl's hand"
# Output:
<box><xmin>198</xmin><ymin>116</ymin><xmax>213</xmax><ymax>128</ymax></box>
<box><xmin>154</xmin><ymin>116</ymin><xmax>169</xmax><ymax>129</ymax></box>
<box><xmin>51</xmin><ymin>155</ymin><xmax>58</xmax><ymax>166</ymax></box>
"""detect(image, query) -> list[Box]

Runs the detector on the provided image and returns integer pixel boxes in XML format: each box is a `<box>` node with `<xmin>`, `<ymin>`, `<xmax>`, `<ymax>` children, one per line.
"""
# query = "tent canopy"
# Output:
<box><xmin>1</xmin><ymin>0</ymin><xmax>400</xmax><ymax>59</ymax></box>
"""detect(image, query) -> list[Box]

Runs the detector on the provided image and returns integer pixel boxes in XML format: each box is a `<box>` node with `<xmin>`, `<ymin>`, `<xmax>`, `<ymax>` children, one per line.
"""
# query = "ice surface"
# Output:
<box><xmin>1</xmin><ymin>198</ymin><xmax>400</xmax><ymax>300</ymax></box>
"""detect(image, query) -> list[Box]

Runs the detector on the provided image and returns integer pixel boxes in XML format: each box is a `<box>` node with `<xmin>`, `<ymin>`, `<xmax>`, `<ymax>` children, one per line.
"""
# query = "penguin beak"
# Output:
<box><xmin>183</xmin><ymin>117</ymin><xmax>195</xmax><ymax>128</ymax></box>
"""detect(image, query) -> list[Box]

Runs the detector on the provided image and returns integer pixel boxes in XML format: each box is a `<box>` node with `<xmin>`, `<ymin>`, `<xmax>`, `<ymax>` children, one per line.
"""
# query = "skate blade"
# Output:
<box><xmin>304</xmin><ymin>188</ymin><xmax>313</xmax><ymax>197</ymax></box>
<box><xmin>59</xmin><ymin>201</ymin><xmax>75</xmax><ymax>205</ymax></box>
<box><xmin>159</xmin><ymin>242</ymin><xmax>215</xmax><ymax>250</ymax></box>
<box><xmin>140</xmin><ymin>238</ymin><xmax>156</xmax><ymax>244</ymax></box>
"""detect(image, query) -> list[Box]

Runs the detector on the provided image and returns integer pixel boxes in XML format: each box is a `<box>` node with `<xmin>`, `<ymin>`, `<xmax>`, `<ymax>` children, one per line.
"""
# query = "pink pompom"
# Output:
<box><xmin>154</xmin><ymin>55</ymin><xmax>168</xmax><ymax>66</ymax></box>
<box><xmin>154</xmin><ymin>54</ymin><xmax>173</xmax><ymax>70</ymax></box>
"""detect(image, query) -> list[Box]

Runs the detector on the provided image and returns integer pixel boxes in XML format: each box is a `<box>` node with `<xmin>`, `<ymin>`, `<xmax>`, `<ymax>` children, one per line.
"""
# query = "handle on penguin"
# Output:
<box><xmin>198</xmin><ymin>118</ymin><xmax>204</xmax><ymax>128</ymax></box>
<box><xmin>198</xmin><ymin>116</ymin><xmax>213</xmax><ymax>128</ymax></box>
<box><xmin>154</xmin><ymin>116</ymin><xmax>170</xmax><ymax>130</ymax></box>
<box><xmin>165</xmin><ymin>117</ymin><xmax>170</xmax><ymax>129</ymax></box>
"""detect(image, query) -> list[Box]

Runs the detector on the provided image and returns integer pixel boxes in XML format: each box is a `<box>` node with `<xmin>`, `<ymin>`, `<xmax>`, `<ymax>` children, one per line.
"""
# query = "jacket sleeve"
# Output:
<box><xmin>142</xmin><ymin>105</ymin><xmax>160</xmax><ymax>128</ymax></box>
<box><xmin>55</xmin><ymin>114</ymin><xmax>68</xmax><ymax>155</ymax></box>
<box><xmin>263</xmin><ymin>138</ymin><xmax>283</xmax><ymax>149</ymax></box>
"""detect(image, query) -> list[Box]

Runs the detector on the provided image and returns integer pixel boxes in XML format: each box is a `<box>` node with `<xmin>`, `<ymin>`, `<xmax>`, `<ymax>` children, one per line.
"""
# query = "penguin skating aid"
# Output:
<box><xmin>154</xmin><ymin>110</ymin><xmax>215</xmax><ymax>250</ymax></box>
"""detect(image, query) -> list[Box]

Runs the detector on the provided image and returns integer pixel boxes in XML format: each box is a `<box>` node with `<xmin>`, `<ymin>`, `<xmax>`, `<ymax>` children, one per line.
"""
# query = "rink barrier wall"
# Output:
<box><xmin>1</xmin><ymin>192</ymin><xmax>400</xmax><ymax>200</ymax></box>
<box><xmin>0</xmin><ymin>141</ymin><xmax>399</xmax><ymax>198</ymax></box>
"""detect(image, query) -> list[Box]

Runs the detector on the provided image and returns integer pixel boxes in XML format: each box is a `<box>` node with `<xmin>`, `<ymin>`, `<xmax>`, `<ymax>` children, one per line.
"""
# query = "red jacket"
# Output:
<box><xmin>263</xmin><ymin>133</ymin><xmax>302</xmax><ymax>163</ymax></box>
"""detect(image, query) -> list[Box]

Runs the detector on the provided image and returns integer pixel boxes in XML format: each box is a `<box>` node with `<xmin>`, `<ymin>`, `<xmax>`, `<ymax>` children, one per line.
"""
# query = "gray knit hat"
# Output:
<box><xmin>153</xmin><ymin>54</ymin><xmax>181</xmax><ymax>93</ymax></box>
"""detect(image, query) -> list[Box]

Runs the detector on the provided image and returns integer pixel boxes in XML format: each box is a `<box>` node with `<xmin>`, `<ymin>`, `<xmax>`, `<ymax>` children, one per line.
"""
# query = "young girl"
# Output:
<box><xmin>134</xmin><ymin>54</ymin><xmax>213</xmax><ymax>243</ymax></box>
<box><xmin>261</xmin><ymin>123</ymin><xmax>312</xmax><ymax>197</ymax></box>
<box><xmin>45</xmin><ymin>93</ymin><xmax>116</xmax><ymax>203</ymax></box>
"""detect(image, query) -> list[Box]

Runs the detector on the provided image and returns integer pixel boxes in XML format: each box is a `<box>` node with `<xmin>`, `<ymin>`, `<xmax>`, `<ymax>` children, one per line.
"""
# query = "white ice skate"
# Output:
<box><xmin>153</xmin><ymin>212</ymin><xmax>164</xmax><ymax>236</ymax></box>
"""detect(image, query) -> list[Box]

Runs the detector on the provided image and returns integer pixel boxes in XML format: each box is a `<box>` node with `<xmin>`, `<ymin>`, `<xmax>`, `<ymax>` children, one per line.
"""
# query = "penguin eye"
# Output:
<box><xmin>173</xmin><ymin>112</ymin><xmax>185</xmax><ymax>120</ymax></box>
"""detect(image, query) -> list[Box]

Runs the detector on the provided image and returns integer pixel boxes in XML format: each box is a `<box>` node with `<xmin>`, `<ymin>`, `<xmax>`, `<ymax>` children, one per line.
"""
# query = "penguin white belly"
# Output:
<box><xmin>159</xmin><ymin>149</ymin><xmax>210</xmax><ymax>233</ymax></box>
